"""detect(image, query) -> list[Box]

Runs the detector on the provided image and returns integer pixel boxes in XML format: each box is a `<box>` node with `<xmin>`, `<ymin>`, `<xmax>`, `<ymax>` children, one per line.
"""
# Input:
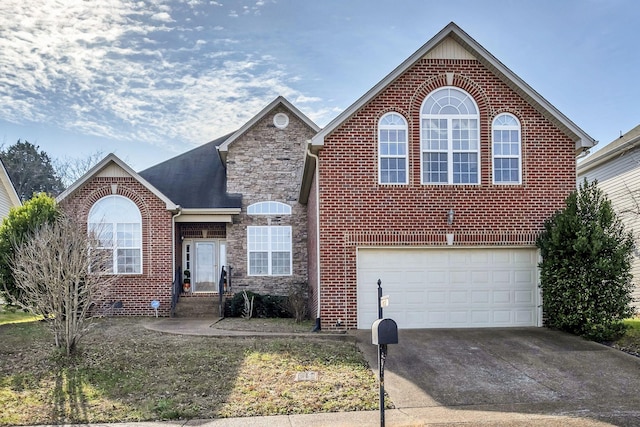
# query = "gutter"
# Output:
<box><xmin>171</xmin><ymin>205</ymin><xmax>183</xmax><ymax>279</ymax></box>
<box><xmin>306</xmin><ymin>145</ymin><xmax>322</xmax><ymax>331</ymax></box>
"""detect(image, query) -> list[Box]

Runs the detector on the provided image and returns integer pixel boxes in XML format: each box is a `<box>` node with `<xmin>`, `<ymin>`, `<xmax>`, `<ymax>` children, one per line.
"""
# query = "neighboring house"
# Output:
<box><xmin>578</xmin><ymin>125</ymin><xmax>640</xmax><ymax>312</ymax></box>
<box><xmin>56</xmin><ymin>97</ymin><xmax>319</xmax><ymax>316</ymax></box>
<box><xmin>300</xmin><ymin>22</ymin><xmax>594</xmax><ymax>330</ymax></box>
<box><xmin>0</xmin><ymin>158</ymin><xmax>21</xmax><ymax>217</ymax></box>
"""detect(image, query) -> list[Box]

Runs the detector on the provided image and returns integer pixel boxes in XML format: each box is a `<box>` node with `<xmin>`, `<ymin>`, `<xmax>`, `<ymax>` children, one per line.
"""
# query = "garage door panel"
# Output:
<box><xmin>450</xmin><ymin>291</ymin><xmax>467</xmax><ymax>303</ymax></box>
<box><xmin>493</xmin><ymin>290</ymin><xmax>511</xmax><ymax>303</ymax></box>
<box><xmin>515</xmin><ymin>290</ymin><xmax>534</xmax><ymax>303</ymax></box>
<box><xmin>428</xmin><ymin>291</ymin><xmax>446</xmax><ymax>304</ymax></box>
<box><xmin>493</xmin><ymin>310</ymin><xmax>512</xmax><ymax>323</ymax></box>
<box><xmin>357</xmin><ymin>247</ymin><xmax>539</xmax><ymax>329</ymax></box>
<box><xmin>470</xmin><ymin>270</ymin><xmax>489</xmax><ymax>284</ymax></box>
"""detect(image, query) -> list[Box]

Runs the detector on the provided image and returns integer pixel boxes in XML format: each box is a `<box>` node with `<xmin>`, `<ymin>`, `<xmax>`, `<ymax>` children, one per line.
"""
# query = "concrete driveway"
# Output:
<box><xmin>352</xmin><ymin>327</ymin><xmax>640</xmax><ymax>426</ymax></box>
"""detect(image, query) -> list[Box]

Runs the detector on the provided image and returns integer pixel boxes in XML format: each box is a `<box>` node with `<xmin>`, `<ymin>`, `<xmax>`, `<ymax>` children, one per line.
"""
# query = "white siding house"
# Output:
<box><xmin>578</xmin><ymin>125</ymin><xmax>640</xmax><ymax>312</ymax></box>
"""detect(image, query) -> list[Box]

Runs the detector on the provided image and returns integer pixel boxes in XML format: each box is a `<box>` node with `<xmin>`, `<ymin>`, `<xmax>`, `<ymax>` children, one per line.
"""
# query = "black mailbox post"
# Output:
<box><xmin>372</xmin><ymin>280</ymin><xmax>398</xmax><ymax>427</ymax></box>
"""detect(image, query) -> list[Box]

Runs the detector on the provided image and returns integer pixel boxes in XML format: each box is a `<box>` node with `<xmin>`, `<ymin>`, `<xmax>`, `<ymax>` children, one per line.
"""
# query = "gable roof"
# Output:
<box><xmin>55</xmin><ymin>153</ymin><xmax>178</xmax><ymax>210</ymax></box>
<box><xmin>217</xmin><ymin>96</ymin><xmax>320</xmax><ymax>162</ymax></box>
<box><xmin>578</xmin><ymin>124</ymin><xmax>640</xmax><ymax>175</ymax></box>
<box><xmin>139</xmin><ymin>133</ymin><xmax>242</xmax><ymax>210</ymax></box>
<box><xmin>0</xmin><ymin>158</ymin><xmax>21</xmax><ymax>209</ymax></box>
<box><xmin>310</xmin><ymin>22</ymin><xmax>595</xmax><ymax>155</ymax></box>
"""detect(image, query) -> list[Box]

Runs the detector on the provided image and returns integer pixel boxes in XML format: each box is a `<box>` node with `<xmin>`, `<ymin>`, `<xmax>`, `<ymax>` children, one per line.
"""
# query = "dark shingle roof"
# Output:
<box><xmin>139</xmin><ymin>133</ymin><xmax>242</xmax><ymax>209</ymax></box>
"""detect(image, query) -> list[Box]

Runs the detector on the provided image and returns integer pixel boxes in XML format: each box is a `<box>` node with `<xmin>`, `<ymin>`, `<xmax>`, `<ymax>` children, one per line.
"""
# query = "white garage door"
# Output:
<box><xmin>357</xmin><ymin>247</ymin><xmax>540</xmax><ymax>329</ymax></box>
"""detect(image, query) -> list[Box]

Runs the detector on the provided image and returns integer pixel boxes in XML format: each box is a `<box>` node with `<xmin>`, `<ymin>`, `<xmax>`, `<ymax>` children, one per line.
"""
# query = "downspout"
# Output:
<box><xmin>171</xmin><ymin>205</ymin><xmax>183</xmax><ymax>279</ymax></box>
<box><xmin>306</xmin><ymin>146</ymin><xmax>322</xmax><ymax>332</ymax></box>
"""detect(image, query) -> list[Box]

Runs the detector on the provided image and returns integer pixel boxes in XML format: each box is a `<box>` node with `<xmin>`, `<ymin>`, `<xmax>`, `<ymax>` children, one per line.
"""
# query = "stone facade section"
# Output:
<box><xmin>315</xmin><ymin>59</ymin><xmax>578</xmax><ymax>330</ymax></box>
<box><xmin>226</xmin><ymin>105</ymin><xmax>316</xmax><ymax>296</ymax></box>
<box><xmin>59</xmin><ymin>176</ymin><xmax>174</xmax><ymax>316</ymax></box>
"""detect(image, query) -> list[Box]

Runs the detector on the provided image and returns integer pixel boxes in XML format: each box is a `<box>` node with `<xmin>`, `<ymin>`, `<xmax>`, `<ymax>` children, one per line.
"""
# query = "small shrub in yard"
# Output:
<box><xmin>226</xmin><ymin>291</ymin><xmax>291</xmax><ymax>318</ymax></box>
<box><xmin>288</xmin><ymin>282</ymin><xmax>308</xmax><ymax>323</ymax></box>
<box><xmin>537</xmin><ymin>179</ymin><xmax>635</xmax><ymax>342</ymax></box>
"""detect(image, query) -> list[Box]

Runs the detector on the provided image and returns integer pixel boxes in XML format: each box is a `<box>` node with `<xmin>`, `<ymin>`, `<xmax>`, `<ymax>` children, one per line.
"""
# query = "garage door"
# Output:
<box><xmin>357</xmin><ymin>247</ymin><xmax>540</xmax><ymax>329</ymax></box>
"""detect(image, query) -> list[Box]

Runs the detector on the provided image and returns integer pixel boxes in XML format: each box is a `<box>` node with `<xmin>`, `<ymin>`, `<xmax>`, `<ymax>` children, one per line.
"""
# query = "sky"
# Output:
<box><xmin>0</xmin><ymin>0</ymin><xmax>638</xmax><ymax>172</ymax></box>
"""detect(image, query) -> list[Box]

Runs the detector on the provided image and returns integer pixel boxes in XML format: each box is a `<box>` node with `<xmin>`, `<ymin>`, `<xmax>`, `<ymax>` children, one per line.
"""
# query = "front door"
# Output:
<box><xmin>183</xmin><ymin>239</ymin><xmax>225</xmax><ymax>293</ymax></box>
<box><xmin>195</xmin><ymin>241</ymin><xmax>216</xmax><ymax>292</ymax></box>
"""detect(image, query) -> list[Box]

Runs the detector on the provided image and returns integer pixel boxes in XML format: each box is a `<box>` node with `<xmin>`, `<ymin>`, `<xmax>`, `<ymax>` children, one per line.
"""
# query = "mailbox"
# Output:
<box><xmin>371</xmin><ymin>318</ymin><xmax>398</xmax><ymax>345</ymax></box>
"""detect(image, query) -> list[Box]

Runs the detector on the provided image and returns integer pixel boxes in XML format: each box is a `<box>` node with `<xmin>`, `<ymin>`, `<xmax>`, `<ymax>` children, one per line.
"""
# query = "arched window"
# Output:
<box><xmin>378</xmin><ymin>112</ymin><xmax>408</xmax><ymax>184</ymax></box>
<box><xmin>420</xmin><ymin>87</ymin><xmax>480</xmax><ymax>184</ymax></box>
<box><xmin>88</xmin><ymin>195</ymin><xmax>142</xmax><ymax>274</ymax></box>
<box><xmin>247</xmin><ymin>201</ymin><xmax>291</xmax><ymax>215</ymax></box>
<box><xmin>492</xmin><ymin>113</ymin><xmax>522</xmax><ymax>184</ymax></box>
<box><xmin>247</xmin><ymin>200</ymin><xmax>292</xmax><ymax>276</ymax></box>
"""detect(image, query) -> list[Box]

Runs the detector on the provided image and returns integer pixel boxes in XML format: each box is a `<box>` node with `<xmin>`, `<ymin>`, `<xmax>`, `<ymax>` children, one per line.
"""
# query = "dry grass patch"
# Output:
<box><xmin>0</xmin><ymin>317</ymin><xmax>382</xmax><ymax>425</ymax></box>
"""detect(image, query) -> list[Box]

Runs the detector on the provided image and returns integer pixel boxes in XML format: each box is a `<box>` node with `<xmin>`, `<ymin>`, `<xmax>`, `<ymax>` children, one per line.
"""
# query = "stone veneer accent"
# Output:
<box><xmin>225</xmin><ymin>105</ymin><xmax>316</xmax><ymax>296</ymax></box>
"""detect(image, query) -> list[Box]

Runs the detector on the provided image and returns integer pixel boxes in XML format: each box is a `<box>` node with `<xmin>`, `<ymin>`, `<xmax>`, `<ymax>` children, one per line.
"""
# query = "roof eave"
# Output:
<box><xmin>55</xmin><ymin>153</ymin><xmax>179</xmax><ymax>211</ymax></box>
<box><xmin>220</xmin><ymin>96</ymin><xmax>320</xmax><ymax>155</ymax></box>
<box><xmin>578</xmin><ymin>135</ymin><xmax>640</xmax><ymax>174</ymax></box>
<box><xmin>311</xmin><ymin>22</ymin><xmax>596</xmax><ymax>153</ymax></box>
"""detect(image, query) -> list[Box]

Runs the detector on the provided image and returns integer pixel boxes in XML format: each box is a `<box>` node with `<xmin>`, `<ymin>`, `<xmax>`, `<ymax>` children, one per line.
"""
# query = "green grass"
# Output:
<box><xmin>623</xmin><ymin>318</ymin><xmax>640</xmax><ymax>331</ymax></box>
<box><xmin>0</xmin><ymin>317</ymin><xmax>382</xmax><ymax>425</ymax></box>
<box><xmin>0</xmin><ymin>306</ymin><xmax>42</xmax><ymax>325</ymax></box>
<box><xmin>610</xmin><ymin>318</ymin><xmax>640</xmax><ymax>357</ymax></box>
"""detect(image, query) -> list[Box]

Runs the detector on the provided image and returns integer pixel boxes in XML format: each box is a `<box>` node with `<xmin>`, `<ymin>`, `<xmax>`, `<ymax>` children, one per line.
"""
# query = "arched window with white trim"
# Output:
<box><xmin>420</xmin><ymin>87</ymin><xmax>480</xmax><ymax>184</ymax></box>
<box><xmin>492</xmin><ymin>113</ymin><xmax>522</xmax><ymax>184</ymax></box>
<box><xmin>247</xmin><ymin>201</ymin><xmax>292</xmax><ymax>276</ymax></box>
<box><xmin>88</xmin><ymin>195</ymin><xmax>142</xmax><ymax>274</ymax></box>
<box><xmin>247</xmin><ymin>201</ymin><xmax>291</xmax><ymax>215</ymax></box>
<box><xmin>378</xmin><ymin>112</ymin><xmax>408</xmax><ymax>184</ymax></box>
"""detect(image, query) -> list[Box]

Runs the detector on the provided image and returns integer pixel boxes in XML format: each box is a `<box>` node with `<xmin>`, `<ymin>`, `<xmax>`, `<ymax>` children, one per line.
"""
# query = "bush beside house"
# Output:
<box><xmin>537</xmin><ymin>179</ymin><xmax>635</xmax><ymax>341</ymax></box>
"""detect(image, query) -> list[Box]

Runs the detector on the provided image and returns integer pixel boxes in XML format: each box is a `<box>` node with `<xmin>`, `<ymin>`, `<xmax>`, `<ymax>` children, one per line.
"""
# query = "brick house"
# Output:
<box><xmin>57</xmin><ymin>23</ymin><xmax>594</xmax><ymax>329</ymax></box>
<box><xmin>56</xmin><ymin>97</ymin><xmax>319</xmax><ymax>317</ymax></box>
<box><xmin>299</xmin><ymin>22</ymin><xmax>595</xmax><ymax>331</ymax></box>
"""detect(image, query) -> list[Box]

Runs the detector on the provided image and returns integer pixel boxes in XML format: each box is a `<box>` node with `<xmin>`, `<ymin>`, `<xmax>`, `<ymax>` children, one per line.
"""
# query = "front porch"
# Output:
<box><xmin>171</xmin><ymin>222</ymin><xmax>233</xmax><ymax>318</ymax></box>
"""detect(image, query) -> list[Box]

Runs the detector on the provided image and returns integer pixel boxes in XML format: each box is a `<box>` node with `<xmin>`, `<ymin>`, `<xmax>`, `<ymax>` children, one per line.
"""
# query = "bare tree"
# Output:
<box><xmin>54</xmin><ymin>150</ymin><xmax>105</xmax><ymax>188</ymax></box>
<box><xmin>11</xmin><ymin>214</ymin><xmax>115</xmax><ymax>356</ymax></box>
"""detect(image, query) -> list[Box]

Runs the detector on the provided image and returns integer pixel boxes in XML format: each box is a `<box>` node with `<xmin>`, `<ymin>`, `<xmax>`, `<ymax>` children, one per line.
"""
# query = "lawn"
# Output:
<box><xmin>610</xmin><ymin>318</ymin><xmax>640</xmax><ymax>357</ymax></box>
<box><xmin>0</xmin><ymin>305</ymin><xmax>42</xmax><ymax>325</ymax></box>
<box><xmin>0</xmin><ymin>316</ymin><xmax>383</xmax><ymax>425</ymax></box>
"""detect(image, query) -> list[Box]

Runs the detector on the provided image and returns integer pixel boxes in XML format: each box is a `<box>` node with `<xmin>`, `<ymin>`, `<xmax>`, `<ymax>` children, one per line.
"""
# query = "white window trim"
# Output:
<box><xmin>420</xmin><ymin>87</ymin><xmax>480</xmax><ymax>185</ymax></box>
<box><xmin>247</xmin><ymin>225</ymin><xmax>292</xmax><ymax>276</ymax></box>
<box><xmin>378</xmin><ymin>112</ymin><xmax>409</xmax><ymax>185</ymax></box>
<box><xmin>88</xmin><ymin>195</ymin><xmax>142</xmax><ymax>275</ymax></box>
<box><xmin>247</xmin><ymin>201</ymin><xmax>291</xmax><ymax>215</ymax></box>
<box><xmin>492</xmin><ymin>113</ymin><xmax>522</xmax><ymax>185</ymax></box>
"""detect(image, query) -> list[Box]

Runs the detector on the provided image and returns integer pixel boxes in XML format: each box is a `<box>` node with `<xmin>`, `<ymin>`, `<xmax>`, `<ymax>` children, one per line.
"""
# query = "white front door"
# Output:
<box><xmin>184</xmin><ymin>239</ymin><xmax>225</xmax><ymax>293</ymax></box>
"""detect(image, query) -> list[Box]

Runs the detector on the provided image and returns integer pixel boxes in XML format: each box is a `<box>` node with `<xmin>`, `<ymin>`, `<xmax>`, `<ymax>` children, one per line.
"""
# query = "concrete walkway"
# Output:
<box><xmin>44</xmin><ymin>318</ymin><xmax>639</xmax><ymax>427</ymax></box>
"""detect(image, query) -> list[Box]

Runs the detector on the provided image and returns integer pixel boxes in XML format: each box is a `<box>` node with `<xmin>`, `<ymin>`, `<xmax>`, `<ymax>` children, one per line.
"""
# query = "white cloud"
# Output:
<box><xmin>0</xmin><ymin>0</ymin><xmax>326</xmax><ymax>155</ymax></box>
<box><xmin>150</xmin><ymin>12</ymin><xmax>173</xmax><ymax>22</ymax></box>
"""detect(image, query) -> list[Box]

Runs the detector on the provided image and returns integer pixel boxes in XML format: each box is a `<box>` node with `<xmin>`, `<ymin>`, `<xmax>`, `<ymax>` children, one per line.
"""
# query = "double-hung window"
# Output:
<box><xmin>378</xmin><ymin>113</ymin><xmax>408</xmax><ymax>184</ymax></box>
<box><xmin>247</xmin><ymin>201</ymin><xmax>292</xmax><ymax>276</ymax></box>
<box><xmin>88</xmin><ymin>195</ymin><xmax>142</xmax><ymax>274</ymax></box>
<box><xmin>421</xmin><ymin>87</ymin><xmax>480</xmax><ymax>184</ymax></box>
<box><xmin>247</xmin><ymin>226</ymin><xmax>292</xmax><ymax>275</ymax></box>
<box><xmin>492</xmin><ymin>113</ymin><xmax>522</xmax><ymax>184</ymax></box>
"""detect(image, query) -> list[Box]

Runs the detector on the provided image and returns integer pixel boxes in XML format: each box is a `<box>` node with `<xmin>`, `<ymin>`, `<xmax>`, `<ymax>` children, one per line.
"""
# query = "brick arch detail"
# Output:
<box><xmin>408</xmin><ymin>73</ymin><xmax>491</xmax><ymax>119</ymax></box>
<box><xmin>83</xmin><ymin>184</ymin><xmax>151</xmax><ymax>222</ymax></box>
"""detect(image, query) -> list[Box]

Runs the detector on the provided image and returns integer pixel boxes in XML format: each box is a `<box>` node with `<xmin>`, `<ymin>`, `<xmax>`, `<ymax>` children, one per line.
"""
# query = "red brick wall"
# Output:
<box><xmin>317</xmin><ymin>59</ymin><xmax>577</xmax><ymax>330</ymax></box>
<box><xmin>60</xmin><ymin>176</ymin><xmax>174</xmax><ymax>316</ymax></box>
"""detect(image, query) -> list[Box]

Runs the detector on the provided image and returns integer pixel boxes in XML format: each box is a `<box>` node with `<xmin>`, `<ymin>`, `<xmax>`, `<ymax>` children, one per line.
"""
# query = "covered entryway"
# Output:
<box><xmin>357</xmin><ymin>247</ymin><xmax>540</xmax><ymax>329</ymax></box>
<box><xmin>183</xmin><ymin>239</ymin><xmax>226</xmax><ymax>293</ymax></box>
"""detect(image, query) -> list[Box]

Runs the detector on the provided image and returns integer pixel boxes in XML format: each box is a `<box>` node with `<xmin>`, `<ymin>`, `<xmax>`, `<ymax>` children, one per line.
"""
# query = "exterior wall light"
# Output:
<box><xmin>447</xmin><ymin>209</ymin><xmax>455</xmax><ymax>225</ymax></box>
